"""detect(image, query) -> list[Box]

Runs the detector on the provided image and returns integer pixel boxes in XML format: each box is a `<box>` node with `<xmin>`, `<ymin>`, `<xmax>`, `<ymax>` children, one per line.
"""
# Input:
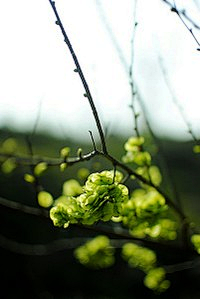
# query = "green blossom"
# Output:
<box><xmin>144</xmin><ymin>267</ymin><xmax>170</xmax><ymax>293</ymax></box>
<box><xmin>191</xmin><ymin>234</ymin><xmax>200</xmax><ymax>254</ymax></box>
<box><xmin>122</xmin><ymin>243</ymin><xmax>156</xmax><ymax>272</ymax></box>
<box><xmin>62</xmin><ymin>179</ymin><xmax>83</xmax><ymax>196</ymax></box>
<box><xmin>120</xmin><ymin>188</ymin><xmax>177</xmax><ymax>240</ymax></box>
<box><xmin>50</xmin><ymin>170</ymin><xmax>129</xmax><ymax>228</ymax></box>
<box><xmin>74</xmin><ymin>235</ymin><xmax>115</xmax><ymax>269</ymax></box>
<box><xmin>38</xmin><ymin>191</ymin><xmax>53</xmax><ymax>208</ymax></box>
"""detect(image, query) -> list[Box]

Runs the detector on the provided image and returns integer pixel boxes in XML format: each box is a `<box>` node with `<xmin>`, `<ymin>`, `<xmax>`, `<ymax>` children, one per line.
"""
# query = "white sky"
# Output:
<box><xmin>0</xmin><ymin>0</ymin><xmax>200</xmax><ymax>142</ymax></box>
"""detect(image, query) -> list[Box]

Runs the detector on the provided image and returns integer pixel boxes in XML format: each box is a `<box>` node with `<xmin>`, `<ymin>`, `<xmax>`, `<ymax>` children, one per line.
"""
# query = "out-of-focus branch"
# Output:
<box><xmin>162</xmin><ymin>0</ymin><xmax>200</xmax><ymax>49</ymax></box>
<box><xmin>95</xmin><ymin>0</ymin><xmax>129</xmax><ymax>74</ymax></box>
<box><xmin>193</xmin><ymin>0</ymin><xmax>200</xmax><ymax>10</ymax></box>
<box><xmin>165</xmin><ymin>257</ymin><xmax>200</xmax><ymax>273</ymax></box>
<box><xmin>48</xmin><ymin>0</ymin><xmax>107</xmax><ymax>154</ymax></box>
<box><xmin>162</xmin><ymin>0</ymin><xmax>200</xmax><ymax>29</ymax></box>
<box><xmin>0</xmin><ymin>234</ymin><xmax>92</xmax><ymax>256</ymax></box>
<box><xmin>0</xmin><ymin>196</ymin><xmax>189</xmax><ymax>255</ymax></box>
<box><xmin>0</xmin><ymin>150</ymin><xmax>98</xmax><ymax>167</ymax></box>
<box><xmin>129</xmin><ymin>1</ymin><xmax>140</xmax><ymax>137</ymax></box>
<box><xmin>0</xmin><ymin>196</ymin><xmax>49</xmax><ymax>218</ymax></box>
<box><xmin>157</xmin><ymin>54</ymin><xmax>198</xmax><ymax>142</ymax></box>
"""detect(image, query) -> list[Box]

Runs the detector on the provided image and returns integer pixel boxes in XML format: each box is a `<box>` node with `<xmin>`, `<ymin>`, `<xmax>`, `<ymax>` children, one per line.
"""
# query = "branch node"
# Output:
<box><xmin>171</xmin><ymin>7</ymin><xmax>178</xmax><ymax>13</ymax></box>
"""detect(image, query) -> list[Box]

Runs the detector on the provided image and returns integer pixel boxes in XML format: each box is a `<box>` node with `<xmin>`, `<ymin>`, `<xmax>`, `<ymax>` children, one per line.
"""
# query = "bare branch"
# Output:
<box><xmin>165</xmin><ymin>257</ymin><xmax>200</xmax><ymax>273</ymax></box>
<box><xmin>0</xmin><ymin>196</ymin><xmax>189</xmax><ymax>255</ymax></box>
<box><xmin>157</xmin><ymin>54</ymin><xmax>198</xmax><ymax>142</ymax></box>
<box><xmin>162</xmin><ymin>0</ymin><xmax>200</xmax><ymax>49</ymax></box>
<box><xmin>95</xmin><ymin>0</ymin><xmax>129</xmax><ymax>74</ymax></box>
<box><xmin>129</xmin><ymin>1</ymin><xmax>140</xmax><ymax>137</ymax></box>
<box><xmin>0</xmin><ymin>234</ymin><xmax>92</xmax><ymax>256</ymax></box>
<box><xmin>48</xmin><ymin>0</ymin><xmax>107</xmax><ymax>153</ymax></box>
<box><xmin>0</xmin><ymin>196</ymin><xmax>49</xmax><ymax>218</ymax></box>
<box><xmin>162</xmin><ymin>0</ymin><xmax>200</xmax><ymax>30</ymax></box>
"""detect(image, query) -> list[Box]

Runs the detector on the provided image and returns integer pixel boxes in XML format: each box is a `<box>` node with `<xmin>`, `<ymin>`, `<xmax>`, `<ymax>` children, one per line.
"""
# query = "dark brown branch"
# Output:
<box><xmin>0</xmin><ymin>234</ymin><xmax>92</xmax><ymax>256</ymax></box>
<box><xmin>0</xmin><ymin>150</ymin><xmax>98</xmax><ymax>167</ymax></box>
<box><xmin>48</xmin><ymin>0</ymin><xmax>107</xmax><ymax>153</ymax></box>
<box><xmin>165</xmin><ymin>257</ymin><xmax>200</xmax><ymax>273</ymax></box>
<box><xmin>0</xmin><ymin>196</ymin><xmax>189</xmax><ymax>255</ymax></box>
<box><xmin>0</xmin><ymin>146</ymin><xmax>188</xmax><ymax>223</ymax></box>
<box><xmin>0</xmin><ymin>196</ymin><xmax>49</xmax><ymax>218</ymax></box>
<box><xmin>103</xmin><ymin>152</ymin><xmax>188</xmax><ymax>223</ymax></box>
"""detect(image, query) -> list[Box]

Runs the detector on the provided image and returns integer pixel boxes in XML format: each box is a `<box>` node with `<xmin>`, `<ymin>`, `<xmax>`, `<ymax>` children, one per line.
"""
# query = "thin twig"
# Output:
<box><xmin>48</xmin><ymin>0</ymin><xmax>107</xmax><ymax>154</ymax></box>
<box><xmin>0</xmin><ymin>196</ymin><xmax>49</xmax><ymax>218</ymax></box>
<box><xmin>193</xmin><ymin>0</ymin><xmax>200</xmax><ymax>10</ymax></box>
<box><xmin>129</xmin><ymin>0</ymin><xmax>140</xmax><ymax>137</ymax></box>
<box><xmin>0</xmin><ymin>196</ymin><xmax>190</xmax><ymax>255</ymax></box>
<box><xmin>165</xmin><ymin>257</ymin><xmax>200</xmax><ymax>273</ymax></box>
<box><xmin>157</xmin><ymin>54</ymin><xmax>198</xmax><ymax>142</ymax></box>
<box><xmin>89</xmin><ymin>130</ymin><xmax>97</xmax><ymax>152</ymax></box>
<box><xmin>95</xmin><ymin>0</ymin><xmax>129</xmax><ymax>74</ymax></box>
<box><xmin>103</xmin><ymin>152</ymin><xmax>188</xmax><ymax>223</ymax></box>
<box><xmin>162</xmin><ymin>0</ymin><xmax>200</xmax><ymax>30</ymax></box>
<box><xmin>162</xmin><ymin>0</ymin><xmax>200</xmax><ymax>49</ymax></box>
<box><xmin>0</xmin><ymin>150</ymin><xmax>98</xmax><ymax>167</ymax></box>
<box><xmin>0</xmin><ymin>234</ymin><xmax>92</xmax><ymax>256</ymax></box>
<box><xmin>32</xmin><ymin>99</ymin><xmax>42</xmax><ymax>136</ymax></box>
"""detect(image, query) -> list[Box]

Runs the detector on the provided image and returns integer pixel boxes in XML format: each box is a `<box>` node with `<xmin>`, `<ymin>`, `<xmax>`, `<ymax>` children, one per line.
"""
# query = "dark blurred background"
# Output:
<box><xmin>1</xmin><ymin>128</ymin><xmax>200</xmax><ymax>299</ymax></box>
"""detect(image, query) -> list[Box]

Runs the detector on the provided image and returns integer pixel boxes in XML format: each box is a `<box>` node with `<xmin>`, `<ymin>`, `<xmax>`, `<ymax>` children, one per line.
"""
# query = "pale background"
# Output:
<box><xmin>0</xmin><ymin>0</ymin><xmax>200</xmax><ymax>142</ymax></box>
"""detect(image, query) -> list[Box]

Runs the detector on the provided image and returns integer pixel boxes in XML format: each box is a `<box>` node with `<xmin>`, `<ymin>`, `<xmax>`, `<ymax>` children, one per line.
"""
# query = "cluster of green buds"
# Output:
<box><xmin>74</xmin><ymin>235</ymin><xmax>115</xmax><ymax>269</ymax></box>
<box><xmin>122</xmin><ymin>136</ymin><xmax>163</xmax><ymax>188</ymax></box>
<box><xmin>50</xmin><ymin>170</ymin><xmax>129</xmax><ymax>228</ymax></box>
<box><xmin>122</xmin><ymin>243</ymin><xmax>170</xmax><ymax>293</ymax></box>
<box><xmin>118</xmin><ymin>188</ymin><xmax>177</xmax><ymax>240</ymax></box>
<box><xmin>144</xmin><ymin>267</ymin><xmax>170</xmax><ymax>293</ymax></box>
<box><xmin>122</xmin><ymin>243</ymin><xmax>156</xmax><ymax>272</ymax></box>
<box><xmin>0</xmin><ymin>138</ymin><xmax>18</xmax><ymax>174</ymax></box>
<box><xmin>191</xmin><ymin>234</ymin><xmax>200</xmax><ymax>254</ymax></box>
<box><xmin>122</xmin><ymin>136</ymin><xmax>151</xmax><ymax>166</ymax></box>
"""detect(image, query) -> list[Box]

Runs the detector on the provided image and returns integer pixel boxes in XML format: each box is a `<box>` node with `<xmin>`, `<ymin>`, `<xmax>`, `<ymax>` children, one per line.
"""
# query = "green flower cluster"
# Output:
<box><xmin>119</xmin><ymin>188</ymin><xmax>177</xmax><ymax>240</ymax></box>
<box><xmin>50</xmin><ymin>170</ymin><xmax>129</xmax><ymax>228</ymax></box>
<box><xmin>122</xmin><ymin>136</ymin><xmax>151</xmax><ymax>166</ymax></box>
<box><xmin>191</xmin><ymin>234</ymin><xmax>200</xmax><ymax>254</ymax></box>
<box><xmin>144</xmin><ymin>267</ymin><xmax>170</xmax><ymax>293</ymax></box>
<box><xmin>122</xmin><ymin>243</ymin><xmax>170</xmax><ymax>293</ymax></box>
<box><xmin>74</xmin><ymin>235</ymin><xmax>115</xmax><ymax>269</ymax></box>
<box><xmin>122</xmin><ymin>136</ymin><xmax>163</xmax><ymax>188</ymax></box>
<box><xmin>122</xmin><ymin>243</ymin><xmax>156</xmax><ymax>272</ymax></box>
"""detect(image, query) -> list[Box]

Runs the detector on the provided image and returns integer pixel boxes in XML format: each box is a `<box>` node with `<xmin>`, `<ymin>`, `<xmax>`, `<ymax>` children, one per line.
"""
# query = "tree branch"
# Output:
<box><xmin>157</xmin><ymin>54</ymin><xmax>198</xmax><ymax>142</ymax></box>
<box><xmin>162</xmin><ymin>0</ymin><xmax>200</xmax><ymax>49</ymax></box>
<box><xmin>48</xmin><ymin>0</ymin><xmax>107</xmax><ymax>153</ymax></box>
